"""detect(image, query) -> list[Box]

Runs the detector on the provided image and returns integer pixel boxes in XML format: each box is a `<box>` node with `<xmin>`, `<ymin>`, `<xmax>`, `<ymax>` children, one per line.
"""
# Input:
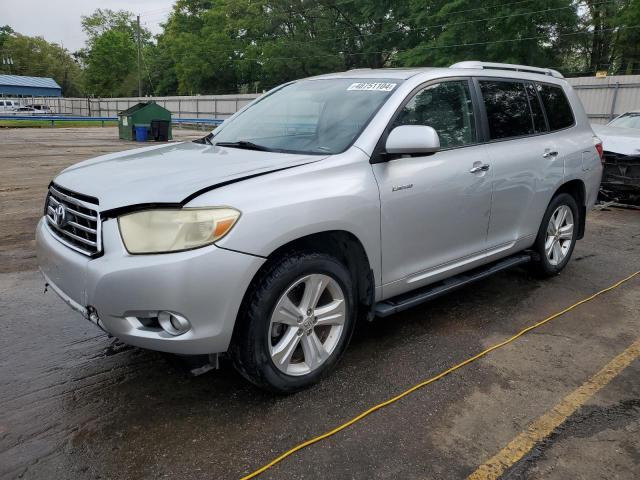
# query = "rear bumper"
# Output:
<box><xmin>36</xmin><ymin>217</ymin><xmax>265</xmax><ymax>354</ymax></box>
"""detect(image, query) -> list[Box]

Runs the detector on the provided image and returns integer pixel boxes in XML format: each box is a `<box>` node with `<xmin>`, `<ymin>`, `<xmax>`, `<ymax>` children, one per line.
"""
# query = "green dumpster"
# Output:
<box><xmin>118</xmin><ymin>101</ymin><xmax>172</xmax><ymax>141</ymax></box>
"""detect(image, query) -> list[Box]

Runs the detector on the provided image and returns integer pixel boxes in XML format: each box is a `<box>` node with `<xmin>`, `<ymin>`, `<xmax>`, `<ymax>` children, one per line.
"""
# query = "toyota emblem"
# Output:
<box><xmin>53</xmin><ymin>204</ymin><xmax>67</xmax><ymax>227</ymax></box>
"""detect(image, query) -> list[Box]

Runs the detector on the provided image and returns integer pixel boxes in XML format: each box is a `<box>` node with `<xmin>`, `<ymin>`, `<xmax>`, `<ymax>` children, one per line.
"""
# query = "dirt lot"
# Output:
<box><xmin>1</xmin><ymin>128</ymin><xmax>639</xmax><ymax>480</ymax></box>
<box><xmin>0</xmin><ymin>127</ymin><xmax>203</xmax><ymax>274</ymax></box>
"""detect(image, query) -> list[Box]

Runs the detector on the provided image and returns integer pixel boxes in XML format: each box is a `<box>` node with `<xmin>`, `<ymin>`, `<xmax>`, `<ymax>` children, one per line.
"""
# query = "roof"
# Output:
<box><xmin>311</xmin><ymin>68</ymin><xmax>441</xmax><ymax>80</ymax></box>
<box><xmin>0</xmin><ymin>74</ymin><xmax>61</xmax><ymax>90</ymax></box>
<box><xmin>119</xmin><ymin>102</ymin><xmax>149</xmax><ymax>116</ymax></box>
<box><xmin>450</xmin><ymin>61</ymin><xmax>564</xmax><ymax>79</ymax></box>
<box><xmin>307</xmin><ymin>63</ymin><xmax>566</xmax><ymax>83</ymax></box>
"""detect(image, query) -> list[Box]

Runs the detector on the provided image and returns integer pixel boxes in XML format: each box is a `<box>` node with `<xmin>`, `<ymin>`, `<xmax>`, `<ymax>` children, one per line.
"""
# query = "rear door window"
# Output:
<box><xmin>536</xmin><ymin>83</ymin><xmax>574</xmax><ymax>131</ymax></box>
<box><xmin>479</xmin><ymin>80</ymin><xmax>534</xmax><ymax>140</ymax></box>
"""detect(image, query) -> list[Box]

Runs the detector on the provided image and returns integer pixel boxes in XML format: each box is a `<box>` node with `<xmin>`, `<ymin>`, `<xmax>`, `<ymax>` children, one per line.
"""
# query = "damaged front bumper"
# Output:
<box><xmin>41</xmin><ymin>269</ymin><xmax>106</xmax><ymax>331</ymax></box>
<box><xmin>36</xmin><ymin>217</ymin><xmax>266</xmax><ymax>355</ymax></box>
<box><xmin>600</xmin><ymin>151</ymin><xmax>640</xmax><ymax>204</ymax></box>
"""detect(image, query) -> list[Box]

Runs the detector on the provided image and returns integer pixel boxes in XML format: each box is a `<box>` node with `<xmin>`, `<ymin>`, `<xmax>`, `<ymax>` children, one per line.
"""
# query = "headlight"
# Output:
<box><xmin>118</xmin><ymin>207</ymin><xmax>240</xmax><ymax>254</ymax></box>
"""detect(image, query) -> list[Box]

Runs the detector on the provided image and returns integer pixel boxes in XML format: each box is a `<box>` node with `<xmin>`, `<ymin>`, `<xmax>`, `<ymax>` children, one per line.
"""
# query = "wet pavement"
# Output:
<box><xmin>1</xmin><ymin>128</ymin><xmax>639</xmax><ymax>479</ymax></box>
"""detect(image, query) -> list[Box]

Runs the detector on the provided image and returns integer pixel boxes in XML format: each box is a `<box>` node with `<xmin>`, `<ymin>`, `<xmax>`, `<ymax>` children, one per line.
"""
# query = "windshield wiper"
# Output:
<box><xmin>215</xmin><ymin>140</ymin><xmax>273</xmax><ymax>152</ymax></box>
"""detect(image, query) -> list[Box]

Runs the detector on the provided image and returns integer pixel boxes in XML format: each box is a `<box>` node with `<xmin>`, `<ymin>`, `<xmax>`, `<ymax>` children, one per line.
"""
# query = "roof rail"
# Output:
<box><xmin>450</xmin><ymin>61</ymin><xmax>564</xmax><ymax>79</ymax></box>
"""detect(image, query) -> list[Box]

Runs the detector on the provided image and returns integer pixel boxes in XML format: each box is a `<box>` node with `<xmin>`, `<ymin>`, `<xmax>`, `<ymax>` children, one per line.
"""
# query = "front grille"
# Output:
<box><xmin>45</xmin><ymin>184</ymin><xmax>101</xmax><ymax>256</ymax></box>
<box><xmin>602</xmin><ymin>152</ymin><xmax>640</xmax><ymax>186</ymax></box>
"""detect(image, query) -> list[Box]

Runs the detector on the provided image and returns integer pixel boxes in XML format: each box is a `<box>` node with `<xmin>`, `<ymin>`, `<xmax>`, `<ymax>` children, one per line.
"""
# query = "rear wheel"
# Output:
<box><xmin>530</xmin><ymin>193</ymin><xmax>579</xmax><ymax>277</ymax></box>
<box><xmin>231</xmin><ymin>252</ymin><xmax>355</xmax><ymax>393</ymax></box>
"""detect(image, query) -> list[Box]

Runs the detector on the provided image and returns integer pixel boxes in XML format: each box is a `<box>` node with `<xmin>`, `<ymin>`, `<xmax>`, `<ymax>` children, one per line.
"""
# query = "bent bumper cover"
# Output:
<box><xmin>36</xmin><ymin>217</ymin><xmax>265</xmax><ymax>354</ymax></box>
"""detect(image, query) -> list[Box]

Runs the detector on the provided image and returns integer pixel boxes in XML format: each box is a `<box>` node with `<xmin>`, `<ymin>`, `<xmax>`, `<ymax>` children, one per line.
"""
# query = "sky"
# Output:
<box><xmin>0</xmin><ymin>0</ymin><xmax>175</xmax><ymax>52</ymax></box>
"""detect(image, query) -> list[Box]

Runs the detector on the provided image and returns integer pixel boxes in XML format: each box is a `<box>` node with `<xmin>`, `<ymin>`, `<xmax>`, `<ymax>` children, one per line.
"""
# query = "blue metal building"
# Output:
<box><xmin>0</xmin><ymin>75</ymin><xmax>62</xmax><ymax>97</ymax></box>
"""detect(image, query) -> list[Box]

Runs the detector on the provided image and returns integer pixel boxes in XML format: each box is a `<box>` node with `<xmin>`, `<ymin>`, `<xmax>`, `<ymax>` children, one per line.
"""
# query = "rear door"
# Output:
<box><xmin>372</xmin><ymin>79</ymin><xmax>493</xmax><ymax>296</ymax></box>
<box><xmin>536</xmin><ymin>82</ymin><xmax>593</xmax><ymax>173</ymax></box>
<box><xmin>477</xmin><ymin>79</ymin><xmax>564</xmax><ymax>250</ymax></box>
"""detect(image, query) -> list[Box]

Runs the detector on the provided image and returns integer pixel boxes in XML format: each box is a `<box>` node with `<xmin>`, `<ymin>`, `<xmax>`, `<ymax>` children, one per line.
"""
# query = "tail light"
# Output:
<box><xmin>594</xmin><ymin>136</ymin><xmax>604</xmax><ymax>163</ymax></box>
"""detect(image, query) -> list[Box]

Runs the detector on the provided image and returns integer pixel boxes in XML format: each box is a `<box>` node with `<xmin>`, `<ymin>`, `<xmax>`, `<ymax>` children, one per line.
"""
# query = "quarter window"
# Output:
<box><xmin>536</xmin><ymin>83</ymin><xmax>574</xmax><ymax>131</ymax></box>
<box><xmin>480</xmin><ymin>80</ymin><xmax>534</xmax><ymax>140</ymax></box>
<box><xmin>392</xmin><ymin>80</ymin><xmax>477</xmax><ymax>148</ymax></box>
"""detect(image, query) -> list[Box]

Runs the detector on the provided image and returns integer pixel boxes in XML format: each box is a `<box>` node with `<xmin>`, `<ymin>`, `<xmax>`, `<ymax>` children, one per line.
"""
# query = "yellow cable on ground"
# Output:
<box><xmin>240</xmin><ymin>270</ymin><xmax>640</xmax><ymax>480</ymax></box>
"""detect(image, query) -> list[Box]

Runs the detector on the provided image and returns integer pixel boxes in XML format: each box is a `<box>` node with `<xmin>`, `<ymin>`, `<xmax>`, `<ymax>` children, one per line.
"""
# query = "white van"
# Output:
<box><xmin>0</xmin><ymin>99</ymin><xmax>20</xmax><ymax>112</ymax></box>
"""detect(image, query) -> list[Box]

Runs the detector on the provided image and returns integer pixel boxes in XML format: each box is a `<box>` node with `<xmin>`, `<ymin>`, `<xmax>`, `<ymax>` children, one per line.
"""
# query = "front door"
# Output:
<box><xmin>372</xmin><ymin>79</ymin><xmax>493</xmax><ymax>298</ymax></box>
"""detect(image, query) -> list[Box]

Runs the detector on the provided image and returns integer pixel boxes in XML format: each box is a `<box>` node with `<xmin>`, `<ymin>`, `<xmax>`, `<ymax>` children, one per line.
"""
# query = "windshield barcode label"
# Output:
<box><xmin>347</xmin><ymin>82</ymin><xmax>397</xmax><ymax>92</ymax></box>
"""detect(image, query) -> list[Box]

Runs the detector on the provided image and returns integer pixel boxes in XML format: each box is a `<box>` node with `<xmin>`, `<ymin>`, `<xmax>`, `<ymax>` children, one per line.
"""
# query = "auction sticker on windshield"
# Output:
<box><xmin>347</xmin><ymin>82</ymin><xmax>397</xmax><ymax>92</ymax></box>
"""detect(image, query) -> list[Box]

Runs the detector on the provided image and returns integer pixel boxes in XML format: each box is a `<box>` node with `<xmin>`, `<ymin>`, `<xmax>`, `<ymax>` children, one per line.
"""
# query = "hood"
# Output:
<box><xmin>592</xmin><ymin>125</ymin><xmax>640</xmax><ymax>156</ymax></box>
<box><xmin>54</xmin><ymin>142</ymin><xmax>324</xmax><ymax>213</ymax></box>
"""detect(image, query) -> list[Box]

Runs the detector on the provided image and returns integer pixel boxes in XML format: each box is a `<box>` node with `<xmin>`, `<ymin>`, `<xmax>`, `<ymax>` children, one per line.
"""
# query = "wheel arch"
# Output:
<box><xmin>231</xmin><ymin>230</ymin><xmax>376</xmax><ymax>349</ymax></box>
<box><xmin>553</xmin><ymin>179</ymin><xmax>587</xmax><ymax>239</ymax></box>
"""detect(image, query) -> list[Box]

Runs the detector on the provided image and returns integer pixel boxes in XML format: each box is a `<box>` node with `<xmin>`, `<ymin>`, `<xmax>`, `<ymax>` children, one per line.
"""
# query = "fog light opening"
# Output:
<box><xmin>158</xmin><ymin>311</ymin><xmax>191</xmax><ymax>336</ymax></box>
<box><xmin>170</xmin><ymin>316</ymin><xmax>181</xmax><ymax>331</ymax></box>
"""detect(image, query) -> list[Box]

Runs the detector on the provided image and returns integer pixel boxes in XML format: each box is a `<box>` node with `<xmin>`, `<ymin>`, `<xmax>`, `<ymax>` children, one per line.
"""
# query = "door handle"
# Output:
<box><xmin>542</xmin><ymin>151</ymin><xmax>559</xmax><ymax>158</ymax></box>
<box><xmin>469</xmin><ymin>163</ymin><xmax>490</xmax><ymax>173</ymax></box>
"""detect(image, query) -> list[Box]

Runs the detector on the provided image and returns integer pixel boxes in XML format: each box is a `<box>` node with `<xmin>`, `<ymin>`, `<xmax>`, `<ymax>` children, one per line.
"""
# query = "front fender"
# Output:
<box><xmin>185</xmin><ymin>148</ymin><xmax>383</xmax><ymax>286</ymax></box>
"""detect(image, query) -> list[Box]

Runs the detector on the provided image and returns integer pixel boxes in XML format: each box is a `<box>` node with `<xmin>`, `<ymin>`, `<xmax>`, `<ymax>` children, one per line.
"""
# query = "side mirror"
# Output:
<box><xmin>385</xmin><ymin>125</ymin><xmax>440</xmax><ymax>155</ymax></box>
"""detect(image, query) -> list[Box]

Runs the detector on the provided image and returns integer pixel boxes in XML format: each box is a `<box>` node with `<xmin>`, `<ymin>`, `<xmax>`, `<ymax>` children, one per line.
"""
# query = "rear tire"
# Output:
<box><xmin>230</xmin><ymin>252</ymin><xmax>356</xmax><ymax>393</ymax></box>
<box><xmin>530</xmin><ymin>193</ymin><xmax>579</xmax><ymax>277</ymax></box>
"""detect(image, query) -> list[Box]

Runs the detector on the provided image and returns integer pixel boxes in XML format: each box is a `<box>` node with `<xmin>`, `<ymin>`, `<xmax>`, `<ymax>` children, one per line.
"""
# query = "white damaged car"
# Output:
<box><xmin>592</xmin><ymin>112</ymin><xmax>640</xmax><ymax>203</ymax></box>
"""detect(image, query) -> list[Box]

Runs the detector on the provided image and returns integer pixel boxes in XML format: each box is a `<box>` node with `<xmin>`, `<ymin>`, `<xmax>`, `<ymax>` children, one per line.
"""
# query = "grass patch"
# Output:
<box><xmin>0</xmin><ymin>120</ymin><xmax>118</xmax><ymax>128</ymax></box>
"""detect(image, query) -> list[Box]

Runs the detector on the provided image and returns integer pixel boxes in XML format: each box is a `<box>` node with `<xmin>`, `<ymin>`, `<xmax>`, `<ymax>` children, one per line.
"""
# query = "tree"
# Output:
<box><xmin>397</xmin><ymin>0</ymin><xmax>579</xmax><ymax>70</ymax></box>
<box><xmin>152</xmin><ymin>0</ymin><xmax>414</xmax><ymax>94</ymax></box>
<box><xmin>153</xmin><ymin>0</ymin><xmax>237</xmax><ymax>94</ymax></box>
<box><xmin>6</xmin><ymin>0</ymin><xmax>634</xmax><ymax>99</ymax></box>
<box><xmin>0</xmin><ymin>25</ymin><xmax>14</xmax><ymax>49</ymax></box>
<box><xmin>82</xmin><ymin>9</ymin><xmax>140</xmax><ymax>41</ymax></box>
<box><xmin>80</xmin><ymin>9</ymin><xmax>151</xmax><ymax>96</ymax></box>
<box><xmin>583</xmin><ymin>0</ymin><xmax>624</xmax><ymax>73</ymax></box>
<box><xmin>0</xmin><ymin>29</ymin><xmax>83</xmax><ymax>96</ymax></box>
<box><xmin>611</xmin><ymin>0</ymin><xmax>640</xmax><ymax>74</ymax></box>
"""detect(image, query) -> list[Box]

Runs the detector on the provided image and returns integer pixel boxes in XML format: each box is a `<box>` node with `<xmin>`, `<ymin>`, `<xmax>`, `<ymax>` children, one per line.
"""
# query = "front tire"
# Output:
<box><xmin>231</xmin><ymin>252</ymin><xmax>356</xmax><ymax>393</ymax></box>
<box><xmin>530</xmin><ymin>193</ymin><xmax>579</xmax><ymax>277</ymax></box>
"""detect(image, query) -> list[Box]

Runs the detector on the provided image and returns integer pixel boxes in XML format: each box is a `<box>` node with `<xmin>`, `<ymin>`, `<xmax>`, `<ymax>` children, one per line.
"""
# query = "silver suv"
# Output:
<box><xmin>37</xmin><ymin>62</ymin><xmax>603</xmax><ymax>392</ymax></box>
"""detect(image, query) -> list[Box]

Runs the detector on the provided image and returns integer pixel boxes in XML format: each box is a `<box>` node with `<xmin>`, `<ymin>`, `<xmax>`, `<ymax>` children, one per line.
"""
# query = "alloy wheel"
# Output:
<box><xmin>544</xmin><ymin>205</ymin><xmax>574</xmax><ymax>266</ymax></box>
<box><xmin>268</xmin><ymin>274</ymin><xmax>346</xmax><ymax>376</ymax></box>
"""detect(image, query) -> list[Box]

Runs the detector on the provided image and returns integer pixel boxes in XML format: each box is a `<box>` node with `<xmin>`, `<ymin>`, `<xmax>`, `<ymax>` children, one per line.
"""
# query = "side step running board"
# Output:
<box><xmin>374</xmin><ymin>252</ymin><xmax>532</xmax><ymax>318</ymax></box>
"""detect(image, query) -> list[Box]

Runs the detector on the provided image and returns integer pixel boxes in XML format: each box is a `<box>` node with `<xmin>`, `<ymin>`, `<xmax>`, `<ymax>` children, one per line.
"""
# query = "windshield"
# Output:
<box><xmin>211</xmin><ymin>78</ymin><xmax>401</xmax><ymax>154</ymax></box>
<box><xmin>608</xmin><ymin>113</ymin><xmax>640</xmax><ymax>130</ymax></box>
